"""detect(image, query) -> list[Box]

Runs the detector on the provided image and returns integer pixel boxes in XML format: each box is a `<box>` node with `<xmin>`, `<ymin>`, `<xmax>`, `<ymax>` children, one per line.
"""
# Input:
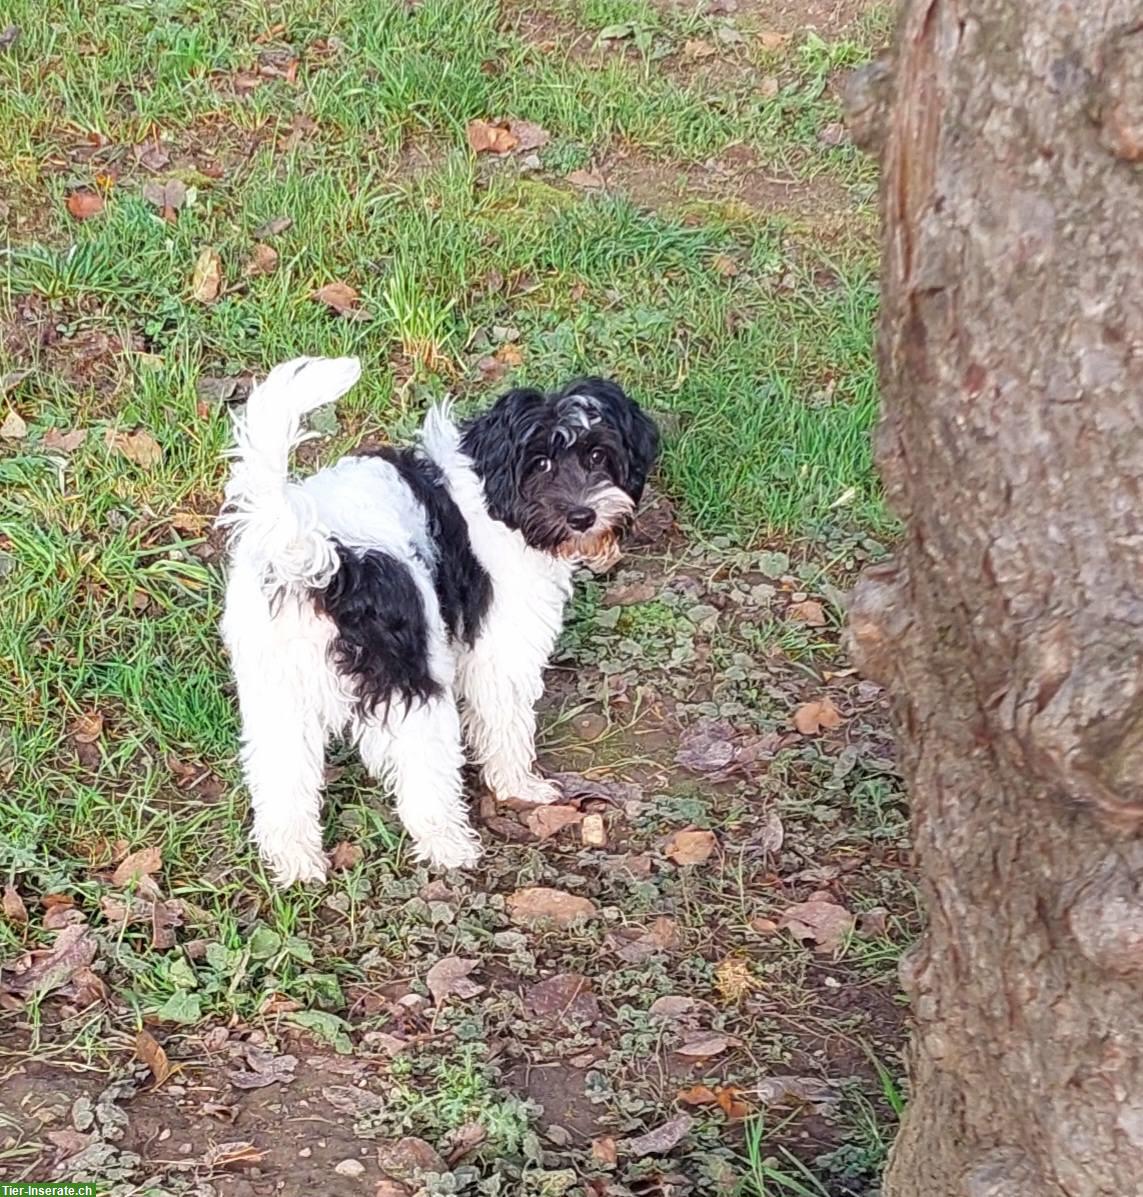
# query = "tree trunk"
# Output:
<box><xmin>843</xmin><ymin>2</ymin><xmax>1143</xmax><ymax>1194</ymax></box>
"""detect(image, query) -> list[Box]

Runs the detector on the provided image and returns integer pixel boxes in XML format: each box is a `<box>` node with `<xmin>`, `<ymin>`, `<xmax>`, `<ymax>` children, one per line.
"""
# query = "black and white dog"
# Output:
<box><xmin>219</xmin><ymin>357</ymin><xmax>658</xmax><ymax>885</ymax></box>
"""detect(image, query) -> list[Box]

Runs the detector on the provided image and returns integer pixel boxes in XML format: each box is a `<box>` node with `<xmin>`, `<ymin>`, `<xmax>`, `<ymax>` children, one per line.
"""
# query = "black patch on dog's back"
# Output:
<box><xmin>315</xmin><ymin>544</ymin><xmax>441</xmax><ymax>718</ymax></box>
<box><xmin>362</xmin><ymin>447</ymin><xmax>492</xmax><ymax>646</ymax></box>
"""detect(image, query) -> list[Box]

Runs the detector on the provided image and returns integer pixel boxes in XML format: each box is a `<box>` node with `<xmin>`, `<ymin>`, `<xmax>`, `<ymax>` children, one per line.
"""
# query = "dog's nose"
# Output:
<box><xmin>567</xmin><ymin>506</ymin><xmax>597</xmax><ymax>532</ymax></box>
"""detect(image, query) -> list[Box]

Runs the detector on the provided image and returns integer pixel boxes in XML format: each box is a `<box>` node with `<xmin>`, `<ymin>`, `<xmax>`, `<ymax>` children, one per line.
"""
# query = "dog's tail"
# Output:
<box><xmin>220</xmin><ymin>356</ymin><xmax>362</xmax><ymax>591</ymax></box>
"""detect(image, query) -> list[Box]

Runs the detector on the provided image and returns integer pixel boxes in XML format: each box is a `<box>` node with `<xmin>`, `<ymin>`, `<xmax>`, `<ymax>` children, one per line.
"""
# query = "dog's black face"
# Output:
<box><xmin>461</xmin><ymin>378</ymin><xmax>659</xmax><ymax>568</ymax></box>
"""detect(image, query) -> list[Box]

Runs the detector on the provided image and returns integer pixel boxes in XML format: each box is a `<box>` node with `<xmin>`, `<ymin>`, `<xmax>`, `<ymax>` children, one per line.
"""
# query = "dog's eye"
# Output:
<box><xmin>588</xmin><ymin>447</ymin><xmax>607</xmax><ymax>468</ymax></box>
<box><xmin>532</xmin><ymin>456</ymin><xmax>553</xmax><ymax>475</ymax></box>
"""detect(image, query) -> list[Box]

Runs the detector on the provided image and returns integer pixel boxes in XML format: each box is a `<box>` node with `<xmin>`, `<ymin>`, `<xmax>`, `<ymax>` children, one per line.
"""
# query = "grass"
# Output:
<box><xmin>0</xmin><ymin>0</ymin><xmax>904</xmax><ymax>1191</ymax></box>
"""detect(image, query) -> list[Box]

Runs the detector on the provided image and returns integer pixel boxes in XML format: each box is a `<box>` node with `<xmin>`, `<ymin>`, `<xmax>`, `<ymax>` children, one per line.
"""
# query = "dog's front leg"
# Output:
<box><xmin>458</xmin><ymin>634</ymin><xmax>560</xmax><ymax>806</ymax></box>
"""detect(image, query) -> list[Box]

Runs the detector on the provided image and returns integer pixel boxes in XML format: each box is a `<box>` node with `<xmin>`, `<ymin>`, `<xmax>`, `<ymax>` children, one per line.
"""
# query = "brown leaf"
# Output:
<box><xmin>329</xmin><ymin>841</ymin><xmax>363</xmax><ymax>871</ymax></box>
<box><xmin>683</xmin><ymin>38</ymin><xmax>717</xmax><ymax>59</ymax></box>
<box><xmin>507</xmin><ymin>886</ymin><xmax>598</xmax><ymax>928</ymax></box>
<box><xmin>254</xmin><ymin>215</ymin><xmax>292</xmax><ymax>238</ymax></box>
<box><xmin>581</xmin><ymin>813</ymin><xmax>607</xmax><ymax>847</ymax></box>
<box><xmin>592</xmin><ymin>1136</ymin><xmax>618</xmax><ymax>1166</ymax></box>
<box><xmin>66</xmin><ymin>190</ymin><xmax>105</xmax><ymax>220</ymax></box>
<box><xmin>203</xmin><ymin>1141</ymin><xmax>266</xmax><ymax>1167</ymax></box>
<box><xmin>476</xmin><ymin>355</ymin><xmax>507</xmax><ymax>383</ymax></box>
<box><xmin>793</xmin><ymin>697</ymin><xmax>843</xmax><ymax>735</ymax></box>
<box><xmin>191</xmin><ymin>247</ymin><xmax>223</xmax><ymax>303</ymax></box>
<box><xmin>43</xmin><ymin>904</ymin><xmax>85</xmax><ymax>930</ymax></box>
<box><xmin>377</xmin><ymin>1137</ymin><xmax>447</xmax><ymax>1181</ymax></box>
<box><xmin>648</xmin><ymin>995</ymin><xmax>698</xmax><ymax>1020</ymax></box>
<box><xmin>716</xmin><ymin>1085</ymin><xmax>752</xmax><ymax>1120</ymax></box>
<box><xmin>759</xmin><ymin>809</ymin><xmax>784</xmax><ymax>854</ymax></box>
<box><xmin>47</xmin><ymin>1128</ymin><xmax>93</xmax><ymax>1158</ymax></box>
<box><xmin>524</xmin><ymin>973</ymin><xmax>599</xmax><ymax>1022</ymax></box>
<box><xmin>141</xmin><ymin>178</ymin><xmax>188</xmax><ymax>222</ymax></box>
<box><xmin>227</xmin><ymin>1045</ymin><xmax>298</xmax><ymax>1089</ymax></box>
<box><xmin>663</xmin><ymin>828</ymin><xmax>716</xmax><ymax>865</ymax></box>
<box><xmin>442</xmin><ymin>1121</ymin><xmax>486</xmax><ymax>1166</ymax></box>
<box><xmin>778</xmin><ymin>899</ymin><xmax>854</xmax><ymax>952</ymax></box>
<box><xmin>677</xmin><ymin>1033</ymin><xmax>731</xmax><ymax>1058</ymax></box>
<box><xmin>603</xmin><ymin>579</ymin><xmax>658</xmax><ymax>607</ymax></box>
<box><xmin>567</xmin><ymin>168</ymin><xmax>605</xmax><ymax>190</ymax></box>
<box><xmin>757</xmin><ymin>30</ymin><xmax>791</xmax><ymax>51</ymax></box>
<box><xmin>525</xmin><ymin>804</ymin><xmax>583</xmax><ymax>840</ymax></box>
<box><xmin>622</xmin><ymin>1114</ymin><xmax>693</xmax><ymax>1158</ymax></box>
<box><xmin>135</xmin><ymin>1028</ymin><xmax>176</xmax><ymax>1084</ymax></box>
<box><xmin>752</xmin><ymin>1075</ymin><xmax>840</xmax><ymax>1110</ymax></box>
<box><xmin>750</xmin><ymin>916</ymin><xmax>780</xmax><ymax>935</ymax></box>
<box><xmin>134</xmin><ymin>141</ymin><xmax>171</xmax><ymax>172</ymax></box>
<box><xmin>1</xmin><ymin>924</ymin><xmax>98</xmax><ymax>998</ymax></box>
<box><xmin>244</xmin><ymin>242</ymin><xmax>279</xmax><ymax>277</ymax></box>
<box><xmin>715</xmin><ymin>955</ymin><xmax>756</xmax><ymax>1001</ymax></box>
<box><xmin>111</xmin><ymin>845</ymin><xmax>162</xmax><ymax>888</ymax></box>
<box><xmin>711</xmin><ymin>253</ymin><xmax>739</xmax><ymax>277</ymax></box>
<box><xmin>425</xmin><ymin>956</ymin><xmax>484</xmax><ymax>1006</ymax></box>
<box><xmin>70</xmin><ymin>711</ymin><xmax>103</xmax><ymax>744</ymax></box>
<box><xmin>105</xmin><ymin>427</ymin><xmax>163</xmax><ymax>469</ymax></box>
<box><xmin>857</xmin><ymin>906</ymin><xmax>890</xmax><ymax>938</ymax></box>
<box><xmin>759</xmin><ymin>75</ymin><xmax>780</xmax><ymax>99</ymax></box>
<box><xmin>678</xmin><ymin>1084</ymin><xmax>718</xmax><ymax>1106</ymax></box>
<box><xmin>495</xmin><ymin>341</ymin><xmax>524</xmax><ymax>367</ymax></box>
<box><xmin>375</xmin><ymin>1182</ymin><xmax>411</xmax><ymax>1197</ymax></box>
<box><xmin>42</xmin><ymin>427</ymin><xmax>87</xmax><ymax>453</ymax></box>
<box><xmin>506</xmin><ymin>119</ymin><xmax>550</xmax><ymax>152</ymax></box>
<box><xmin>0</xmin><ymin>409</ymin><xmax>27</xmax><ymax>440</ymax></box>
<box><xmin>788</xmin><ymin>599</ymin><xmax>827</xmax><ymax>626</ymax></box>
<box><xmin>466</xmin><ymin>118</ymin><xmax>519</xmax><ymax>154</ymax></box>
<box><xmin>3</xmin><ymin>884</ymin><xmax>28</xmax><ymax>925</ymax></box>
<box><xmin>151</xmin><ymin>898</ymin><xmax>183</xmax><ymax>950</ymax></box>
<box><xmin>313</xmin><ymin>281</ymin><xmax>372</xmax><ymax>320</ymax></box>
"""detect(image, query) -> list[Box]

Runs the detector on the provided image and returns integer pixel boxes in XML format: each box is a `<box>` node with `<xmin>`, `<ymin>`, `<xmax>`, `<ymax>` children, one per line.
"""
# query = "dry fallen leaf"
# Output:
<box><xmin>244</xmin><ymin>243</ymin><xmax>279</xmax><ymax>277</ymax></box>
<box><xmin>567</xmin><ymin>168</ymin><xmax>605</xmax><ymax>189</ymax></box>
<box><xmin>592</xmin><ymin>1136</ymin><xmax>618</xmax><ymax>1166</ymax></box>
<box><xmin>191</xmin><ymin>247</ymin><xmax>223</xmax><ymax>303</ymax></box>
<box><xmin>43</xmin><ymin>905</ymin><xmax>85</xmax><ymax>930</ymax></box>
<box><xmin>581</xmin><ymin>812</ymin><xmax>607</xmax><ymax>847</ymax></box>
<box><xmin>1</xmin><ymin>924</ymin><xmax>98</xmax><ymax>998</ymax></box>
<box><xmin>524</xmin><ymin>973</ymin><xmax>599</xmax><ymax>1022</ymax></box>
<box><xmin>466</xmin><ymin>118</ymin><xmax>519</xmax><ymax>154</ymax></box>
<box><xmin>2</xmin><ymin>884</ymin><xmax>27</xmax><ymax>925</ymax></box>
<box><xmin>525</xmin><ymin>804</ymin><xmax>583</xmax><ymax>840</ymax></box>
<box><xmin>254</xmin><ymin>214</ymin><xmax>292</xmax><ymax>238</ymax></box>
<box><xmin>683</xmin><ymin>38</ymin><xmax>718</xmax><ymax>59</ymax></box>
<box><xmin>495</xmin><ymin>341</ymin><xmax>524</xmax><ymax>368</ymax></box>
<box><xmin>142</xmin><ymin>178</ymin><xmax>188</xmax><ymax>222</ymax></box>
<box><xmin>135</xmin><ymin>1028</ymin><xmax>176</xmax><ymax>1084</ymax></box>
<box><xmin>788</xmin><ymin>599</ymin><xmax>827</xmax><ymax>626</ymax></box>
<box><xmin>507</xmin><ymin>886</ymin><xmax>598</xmax><ymax>928</ymax></box>
<box><xmin>648</xmin><ymin>995</ymin><xmax>698</xmax><ymax>1020</ymax></box>
<box><xmin>203</xmin><ymin>1141</ymin><xmax>266</xmax><ymax>1168</ymax></box>
<box><xmin>622</xmin><ymin>1114</ymin><xmax>693</xmax><ymax>1158</ymax></box>
<box><xmin>752</xmin><ymin>1075</ymin><xmax>840</xmax><ymax>1110</ymax></box>
<box><xmin>793</xmin><ymin>697</ymin><xmax>843</xmax><ymax>735</ymax></box>
<box><xmin>105</xmin><ymin>428</ymin><xmax>163</xmax><ymax>469</ymax></box>
<box><xmin>329</xmin><ymin>841</ymin><xmax>363</xmax><ymax>871</ymax></box>
<box><xmin>313</xmin><ymin>281</ymin><xmax>372</xmax><ymax>321</ymax></box>
<box><xmin>757</xmin><ymin>30</ymin><xmax>791</xmax><ymax>51</ymax></box>
<box><xmin>678</xmin><ymin>1084</ymin><xmax>718</xmax><ymax>1106</ymax></box>
<box><xmin>66</xmin><ymin>190</ymin><xmax>105</xmax><ymax>221</ymax></box>
<box><xmin>42</xmin><ymin>427</ymin><xmax>87</xmax><ymax>453</ymax></box>
<box><xmin>111</xmin><ymin>845</ymin><xmax>162</xmax><ymax>888</ymax></box>
<box><xmin>0</xmin><ymin>409</ymin><xmax>27</xmax><ymax>440</ymax></box>
<box><xmin>227</xmin><ymin>1045</ymin><xmax>299</xmax><ymax>1089</ymax></box>
<box><xmin>506</xmin><ymin>118</ymin><xmax>550</xmax><ymax>151</ymax></box>
<box><xmin>377</xmin><ymin>1137</ymin><xmax>447</xmax><ymax>1181</ymax></box>
<box><xmin>715</xmin><ymin>955</ymin><xmax>756</xmax><ymax>1002</ymax></box>
<box><xmin>425</xmin><ymin>956</ymin><xmax>484</xmax><ymax>1006</ymax></box>
<box><xmin>677</xmin><ymin>1033</ymin><xmax>731</xmax><ymax>1058</ymax></box>
<box><xmin>70</xmin><ymin>711</ymin><xmax>103</xmax><ymax>744</ymax></box>
<box><xmin>711</xmin><ymin>253</ymin><xmax>739</xmax><ymax>277</ymax></box>
<box><xmin>760</xmin><ymin>809</ymin><xmax>784</xmax><ymax>855</ymax></box>
<box><xmin>663</xmin><ymin>828</ymin><xmax>716</xmax><ymax>865</ymax></box>
<box><xmin>779</xmin><ymin>899</ymin><xmax>854</xmax><ymax>952</ymax></box>
<box><xmin>151</xmin><ymin>897</ymin><xmax>183</xmax><ymax>950</ymax></box>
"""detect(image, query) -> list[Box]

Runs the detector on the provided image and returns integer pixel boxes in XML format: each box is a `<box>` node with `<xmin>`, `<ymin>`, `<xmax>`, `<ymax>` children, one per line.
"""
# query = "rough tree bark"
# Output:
<box><xmin>841</xmin><ymin>2</ymin><xmax>1143</xmax><ymax>1195</ymax></box>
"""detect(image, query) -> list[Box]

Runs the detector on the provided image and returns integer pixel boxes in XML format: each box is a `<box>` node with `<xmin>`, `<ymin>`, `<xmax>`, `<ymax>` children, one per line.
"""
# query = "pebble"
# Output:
<box><xmin>335</xmin><ymin>1158</ymin><xmax>366</xmax><ymax>1177</ymax></box>
<box><xmin>581</xmin><ymin>813</ymin><xmax>607</xmax><ymax>847</ymax></box>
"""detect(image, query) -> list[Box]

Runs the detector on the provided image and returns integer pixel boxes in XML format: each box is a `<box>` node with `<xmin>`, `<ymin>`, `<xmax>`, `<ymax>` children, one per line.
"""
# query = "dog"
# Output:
<box><xmin>218</xmin><ymin>356</ymin><xmax>659</xmax><ymax>885</ymax></box>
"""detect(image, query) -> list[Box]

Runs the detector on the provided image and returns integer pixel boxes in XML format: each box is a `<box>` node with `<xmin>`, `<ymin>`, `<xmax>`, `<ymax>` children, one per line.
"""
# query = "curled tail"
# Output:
<box><xmin>219</xmin><ymin>355</ymin><xmax>362</xmax><ymax>591</ymax></box>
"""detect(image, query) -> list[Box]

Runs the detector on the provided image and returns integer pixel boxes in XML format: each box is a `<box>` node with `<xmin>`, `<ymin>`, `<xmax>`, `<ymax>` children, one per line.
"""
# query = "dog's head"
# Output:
<box><xmin>461</xmin><ymin>378</ymin><xmax>659</xmax><ymax>571</ymax></box>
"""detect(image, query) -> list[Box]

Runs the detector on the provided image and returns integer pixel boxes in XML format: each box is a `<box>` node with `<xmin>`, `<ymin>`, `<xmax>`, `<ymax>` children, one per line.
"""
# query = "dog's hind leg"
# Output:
<box><xmin>224</xmin><ymin>574</ymin><xmax>338</xmax><ymax>886</ymax></box>
<box><xmin>356</xmin><ymin>697</ymin><xmax>481</xmax><ymax>870</ymax></box>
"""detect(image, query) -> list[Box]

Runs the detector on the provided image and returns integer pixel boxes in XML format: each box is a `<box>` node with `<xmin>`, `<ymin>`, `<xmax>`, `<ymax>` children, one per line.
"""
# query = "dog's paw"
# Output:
<box><xmin>262</xmin><ymin>843</ymin><xmax>329</xmax><ymax>888</ymax></box>
<box><xmin>418</xmin><ymin>827</ymin><xmax>483</xmax><ymax>871</ymax></box>
<box><xmin>499</xmin><ymin>773</ymin><xmax>562</xmax><ymax>806</ymax></box>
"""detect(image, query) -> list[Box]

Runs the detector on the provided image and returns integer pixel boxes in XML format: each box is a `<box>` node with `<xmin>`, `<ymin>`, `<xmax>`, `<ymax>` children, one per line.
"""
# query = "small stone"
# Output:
<box><xmin>336</xmin><ymin>1159</ymin><xmax>366</xmax><ymax>1177</ymax></box>
<box><xmin>823</xmin><ymin>976</ymin><xmax>841</xmax><ymax>989</ymax></box>
<box><xmin>581</xmin><ymin>814</ymin><xmax>607</xmax><ymax>847</ymax></box>
<box><xmin>299</xmin><ymin>1148</ymin><xmax>312</xmax><ymax>1158</ymax></box>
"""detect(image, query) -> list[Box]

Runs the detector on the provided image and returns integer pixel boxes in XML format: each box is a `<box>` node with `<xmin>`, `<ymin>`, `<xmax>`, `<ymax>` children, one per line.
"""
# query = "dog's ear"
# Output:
<box><xmin>565</xmin><ymin>378</ymin><xmax>660</xmax><ymax>503</ymax></box>
<box><xmin>459</xmin><ymin>388</ymin><xmax>546</xmax><ymax>524</ymax></box>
